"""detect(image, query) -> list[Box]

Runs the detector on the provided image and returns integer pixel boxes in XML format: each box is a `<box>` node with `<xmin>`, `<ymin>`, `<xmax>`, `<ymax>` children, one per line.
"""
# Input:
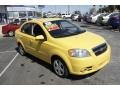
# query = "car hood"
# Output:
<box><xmin>54</xmin><ymin>31</ymin><xmax>106</xmax><ymax>50</ymax></box>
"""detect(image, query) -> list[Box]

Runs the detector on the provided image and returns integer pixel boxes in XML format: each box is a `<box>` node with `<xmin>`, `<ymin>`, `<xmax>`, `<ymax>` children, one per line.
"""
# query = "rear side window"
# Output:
<box><xmin>21</xmin><ymin>23</ymin><xmax>32</xmax><ymax>35</ymax></box>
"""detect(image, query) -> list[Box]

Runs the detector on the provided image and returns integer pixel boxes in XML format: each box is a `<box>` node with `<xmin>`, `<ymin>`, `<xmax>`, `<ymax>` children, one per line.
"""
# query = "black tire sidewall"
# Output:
<box><xmin>18</xmin><ymin>44</ymin><xmax>26</xmax><ymax>56</ymax></box>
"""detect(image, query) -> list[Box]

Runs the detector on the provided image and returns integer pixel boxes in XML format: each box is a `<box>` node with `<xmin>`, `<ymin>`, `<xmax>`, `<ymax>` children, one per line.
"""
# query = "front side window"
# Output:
<box><xmin>43</xmin><ymin>20</ymin><xmax>85</xmax><ymax>38</ymax></box>
<box><xmin>33</xmin><ymin>24</ymin><xmax>45</xmax><ymax>36</ymax></box>
<box><xmin>21</xmin><ymin>23</ymin><xmax>32</xmax><ymax>35</ymax></box>
<box><xmin>33</xmin><ymin>23</ymin><xmax>47</xmax><ymax>40</ymax></box>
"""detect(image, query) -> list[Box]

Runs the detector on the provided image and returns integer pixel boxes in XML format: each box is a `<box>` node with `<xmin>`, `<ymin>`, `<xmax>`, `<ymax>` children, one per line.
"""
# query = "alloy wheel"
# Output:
<box><xmin>53</xmin><ymin>59</ymin><xmax>68</xmax><ymax>77</ymax></box>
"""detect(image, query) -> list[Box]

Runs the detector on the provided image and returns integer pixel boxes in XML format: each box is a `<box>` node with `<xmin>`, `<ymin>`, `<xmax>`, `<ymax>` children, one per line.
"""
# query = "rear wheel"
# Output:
<box><xmin>18</xmin><ymin>44</ymin><xmax>26</xmax><ymax>56</ymax></box>
<box><xmin>8</xmin><ymin>31</ymin><xmax>14</xmax><ymax>37</ymax></box>
<box><xmin>52</xmin><ymin>58</ymin><xmax>69</xmax><ymax>78</ymax></box>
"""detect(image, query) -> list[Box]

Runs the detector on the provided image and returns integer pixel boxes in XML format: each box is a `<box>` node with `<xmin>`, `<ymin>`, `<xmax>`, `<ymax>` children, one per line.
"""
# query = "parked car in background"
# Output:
<box><xmin>60</xmin><ymin>14</ymin><xmax>72</xmax><ymax>19</ymax></box>
<box><xmin>2</xmin><ymin>17</ymin><xmax>33</xmax><ymax>37</ymax></box>
<box><xmin>91</xmin><ymin>13</ymin><xmax>101</xmax><ymax>23</ymax></box>
<box><xmin>71</xmin><ymin>14</ymin><xmax>82</xmax><ymax>22</ymax></box>
<box><xmin>102</xmin><ymin>12</ymin><xmax>119</xmax><ymax>25</ymax></box>
<box><xmin>87</xmin><ymin>14</ymin><xmax>94</xmax><ymax>23</ymax></box>
<box><xmin>96</xmin><ymin>13</ymin><xmax>109</xmax><ymax>25</ymax></box>
<box><xmin>84</xmin><ymin>14</ymin><xmax>93</xmax><ymax>23</ymax></box>
<box><xmin>15</xmin><ymin>18</ymin><xmax>111</xmax><ymax>77</ymax></box>
<box><xmin>2</xmin><ymin>22</ymin><xmax>20</xmax><ymax>36</ymax></box>
<box><xmin>108</xmin><ymin>13</ymin><xmax>120</xmax><ymax>29</ymax></box>
<box><xmin>91</xmin><ymin>13</ymin><xmax>106</xmax><ymax>24</ymax></box>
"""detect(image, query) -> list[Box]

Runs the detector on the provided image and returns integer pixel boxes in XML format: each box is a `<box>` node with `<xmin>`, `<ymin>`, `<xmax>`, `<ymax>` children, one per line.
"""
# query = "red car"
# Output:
<box><xmin>2</xmin><ymin>22</ymin><xmax>20</xmax><ymax>36</ymax></box>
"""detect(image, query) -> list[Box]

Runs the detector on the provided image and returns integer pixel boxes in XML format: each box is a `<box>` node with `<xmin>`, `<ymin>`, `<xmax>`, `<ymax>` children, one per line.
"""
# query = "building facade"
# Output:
<box><xmin>7</xmin><ymin>5</ymin><xmax>40</xmax><ymax>19</ymax></box>
<box><xmin>0</xmin><ymin>5</ymin><xmax>7</xmax><ymax>24</ymax></box>
<box><xmin>0</xmin><ymin>5</ymin><xmax>43</xmax><ymax>24</ymax></box>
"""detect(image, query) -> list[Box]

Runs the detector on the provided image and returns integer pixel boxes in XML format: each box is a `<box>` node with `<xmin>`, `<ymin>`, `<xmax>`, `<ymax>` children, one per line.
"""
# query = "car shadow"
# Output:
<box><xmin>15</xmin><ymin>47</ymin><xmax>97</xmax><ymax>80</ymax></box>
<box><xmin>15</xmin><ymin>47</ymin><xmax>54</xmax><ymax>72</ymax></box>
<box><xmin>67</xmin><ymin>71</ymin><xmax>98</xmax><ymax>80</ymax></box>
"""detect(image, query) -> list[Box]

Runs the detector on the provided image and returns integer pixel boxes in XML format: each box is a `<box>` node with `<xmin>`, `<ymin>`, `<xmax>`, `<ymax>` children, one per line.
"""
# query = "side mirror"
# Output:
<box><xmin>35</xmin><ymin>35</ymin><xmax>44</xmax><ymax>40</ymax></box>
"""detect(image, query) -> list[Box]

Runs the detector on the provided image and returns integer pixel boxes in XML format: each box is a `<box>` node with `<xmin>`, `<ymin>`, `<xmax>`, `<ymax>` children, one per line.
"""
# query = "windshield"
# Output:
<box><xmin>43</xmin><ymin>20</ymin><xmax>85</xmax><ymax>38</ymax></box>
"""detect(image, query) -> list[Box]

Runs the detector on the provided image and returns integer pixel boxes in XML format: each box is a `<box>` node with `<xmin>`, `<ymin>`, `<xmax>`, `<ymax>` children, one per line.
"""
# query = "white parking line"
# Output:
<box><xmin>0</xmin><ymin>50</ymin><xmax>16</xmax><ymax>54</ymax></box>
<box><xmin>0</xmin><ymin>53</ymin><xmax>19</xmax><ymax>78</ymax></box>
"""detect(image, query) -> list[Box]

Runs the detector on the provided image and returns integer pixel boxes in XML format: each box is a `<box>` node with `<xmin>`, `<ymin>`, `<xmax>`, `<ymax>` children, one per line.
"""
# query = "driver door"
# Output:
<box><xmin>28</xmin><ymin>23</ymin><xmax>49</xmax><ymax>62</ymax></box>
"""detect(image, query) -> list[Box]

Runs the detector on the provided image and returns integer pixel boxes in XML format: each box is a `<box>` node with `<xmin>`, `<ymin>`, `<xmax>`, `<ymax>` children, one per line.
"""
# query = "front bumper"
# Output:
<box><xmin>69</xmin><ymin>45</ymin><xmax>111</xmax><ymax>75</ymax></box>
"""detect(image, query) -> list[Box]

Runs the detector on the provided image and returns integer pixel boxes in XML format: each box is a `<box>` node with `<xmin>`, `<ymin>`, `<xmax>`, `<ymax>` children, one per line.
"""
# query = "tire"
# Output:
<box><xmin>52</xmin><ymin>58</ymin><xmax>69</xmax><ymax>78</ymax></box>
<box><xmin>18</xmin><ymin>44</ymin><xmax>26</xmax><ymax>56</ymax></box>
<box><xmin>8</xmin><ymin>31</ymin><xmax>14</xmax><ymax>37</ymax></box>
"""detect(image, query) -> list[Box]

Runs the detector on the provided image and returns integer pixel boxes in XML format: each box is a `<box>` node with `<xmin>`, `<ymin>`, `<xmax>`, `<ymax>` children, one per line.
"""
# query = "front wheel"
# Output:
<box><xmin>52</xmin><ymin>58</ymin><xmax>69</xmax><ymax>78</ymax></box>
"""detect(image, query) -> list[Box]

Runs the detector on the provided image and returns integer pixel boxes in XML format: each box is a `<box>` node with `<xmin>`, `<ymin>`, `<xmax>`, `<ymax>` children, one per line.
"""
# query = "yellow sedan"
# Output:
<box><xmin>15</xmin><ymin>18</ymin><xmax>111</xmax><ymax>78</ymax></box>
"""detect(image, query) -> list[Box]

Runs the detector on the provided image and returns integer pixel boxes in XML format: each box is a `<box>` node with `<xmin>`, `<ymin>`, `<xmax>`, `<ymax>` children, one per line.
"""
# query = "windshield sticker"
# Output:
<box><xmin>44</xmin><ymin>22</ymin><xmax>60</xmax><ymax>31</ymax></box>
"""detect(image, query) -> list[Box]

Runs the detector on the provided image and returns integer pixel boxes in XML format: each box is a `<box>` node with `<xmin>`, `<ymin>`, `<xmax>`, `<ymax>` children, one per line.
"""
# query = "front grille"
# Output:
<box><xmin>92</xmin><ymin>43</ymin><xmax>107</xmax><ymax>56</ymax></box>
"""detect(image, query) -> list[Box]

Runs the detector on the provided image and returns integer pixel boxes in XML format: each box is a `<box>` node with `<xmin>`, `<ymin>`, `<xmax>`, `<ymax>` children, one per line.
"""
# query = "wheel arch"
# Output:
<box><xmin>51</xmin><ymin>54</ymin><xmax>72</xmax><ymax>73</ymax></box>
<box><xmin>17</xmin><ymin>40</ymin><xmax>26</xmax><ymax>51</ymax></box>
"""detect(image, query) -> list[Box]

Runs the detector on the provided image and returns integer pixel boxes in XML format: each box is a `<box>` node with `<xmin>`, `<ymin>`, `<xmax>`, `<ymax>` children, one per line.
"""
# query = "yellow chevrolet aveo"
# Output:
<box><xmin>15</xmin><ymin>18</ymin><xmax>111</xmax><ymax>77</ymax></box>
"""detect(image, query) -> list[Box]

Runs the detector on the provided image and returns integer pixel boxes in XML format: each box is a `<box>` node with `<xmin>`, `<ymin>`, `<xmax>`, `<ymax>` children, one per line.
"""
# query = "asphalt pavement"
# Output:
<box><xmin>0</xmin><ymin>21</ymin><xmax>120</xmax><ymax>85</ymax></box>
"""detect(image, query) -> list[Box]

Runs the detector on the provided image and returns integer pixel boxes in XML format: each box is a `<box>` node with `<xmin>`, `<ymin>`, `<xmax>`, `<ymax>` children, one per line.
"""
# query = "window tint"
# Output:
<box><xmin>43</xmin><ymin>20</ymin><xmax>84</xmax><ymax>38</ymax></box>
<box><xmin>33</xmin><ymin>24</ymin><xmax>46</xmax><ymax>37</ymax></box>
<box><xmin>21</xmin><ymin>23</ymin><xmax>32</xmax><ymax>35</ymax></box>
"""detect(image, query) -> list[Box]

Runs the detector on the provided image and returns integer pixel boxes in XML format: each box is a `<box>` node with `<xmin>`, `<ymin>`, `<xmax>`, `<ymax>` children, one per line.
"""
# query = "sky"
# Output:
<box><xmin>42</xmin><ymin>5</ymin><xmax>101</xmax><ymax>14</ymax></box>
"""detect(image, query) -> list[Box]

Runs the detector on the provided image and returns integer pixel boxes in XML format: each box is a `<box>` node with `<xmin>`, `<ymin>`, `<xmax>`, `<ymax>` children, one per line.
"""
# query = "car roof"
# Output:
<box><xmin>31</xmin><ymin>18</ymin><xmax>62</xmax><ymax>23</ymax></box>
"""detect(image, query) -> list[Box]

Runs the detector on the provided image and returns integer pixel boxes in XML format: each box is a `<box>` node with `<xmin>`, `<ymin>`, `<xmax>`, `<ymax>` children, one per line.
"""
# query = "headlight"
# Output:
<box><xmin>68</xmin><ymin>49</ymin><xmax>91</xmax><ymax>58</ymax></box>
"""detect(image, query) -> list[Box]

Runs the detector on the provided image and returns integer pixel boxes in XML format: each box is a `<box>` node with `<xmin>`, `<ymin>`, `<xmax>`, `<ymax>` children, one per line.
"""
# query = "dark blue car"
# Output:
<box><xmin>108</xmin><ymin>13</ymin><xmax>120</xmax><ymax>29</ymax></box>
